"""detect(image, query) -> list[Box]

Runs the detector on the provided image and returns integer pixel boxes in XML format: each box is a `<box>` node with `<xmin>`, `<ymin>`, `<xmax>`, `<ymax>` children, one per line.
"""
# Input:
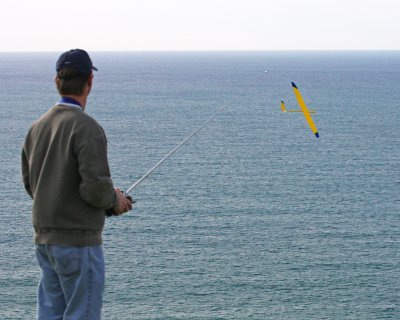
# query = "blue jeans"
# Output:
<box><xmin>35</xmin><ymin>244</ymin><xmax>105</xmax><ymax>320</ymax></box>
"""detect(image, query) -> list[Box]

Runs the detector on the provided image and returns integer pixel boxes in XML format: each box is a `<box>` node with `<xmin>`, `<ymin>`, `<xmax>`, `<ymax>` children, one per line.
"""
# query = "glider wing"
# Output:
<box><xmin>291</xmin><ymin>82</ymin><xmax>319</xmax><ymax>138</ymax></box>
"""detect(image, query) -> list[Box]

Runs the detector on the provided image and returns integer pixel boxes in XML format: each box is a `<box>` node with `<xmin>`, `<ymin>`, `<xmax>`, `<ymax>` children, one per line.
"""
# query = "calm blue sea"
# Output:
<box><xmin>0</xmin><ymin>51</ymin><xmax>399</xmax><ymax>319</ymax></box>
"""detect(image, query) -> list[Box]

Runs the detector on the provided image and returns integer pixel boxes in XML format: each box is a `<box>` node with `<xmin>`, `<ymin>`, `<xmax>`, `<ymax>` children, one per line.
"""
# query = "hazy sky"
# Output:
<box><xmin>0</xmin><ymin>0</ymin><xmax>399</xmax><ymax>51</ymax></box>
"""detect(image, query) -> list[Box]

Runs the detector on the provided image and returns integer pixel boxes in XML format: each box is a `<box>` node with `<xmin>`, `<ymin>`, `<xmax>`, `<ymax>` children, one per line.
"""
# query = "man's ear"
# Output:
<box><xmin>87</xmin><ymin>73</ymin><xmax>94</xmax><ymax>87</ymax></box>
<box><xmin>85</xmin><ymin>73</ymin><xmax>94</xmax><ymax>95</ymax></box>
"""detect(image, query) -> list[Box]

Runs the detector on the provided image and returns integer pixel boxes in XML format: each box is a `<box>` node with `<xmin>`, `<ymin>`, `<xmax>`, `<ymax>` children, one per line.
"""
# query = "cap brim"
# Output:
<box><xmin>92</xmin><ymin>66</ymin><xmax>98</xmax><ymax>71</ymax></box>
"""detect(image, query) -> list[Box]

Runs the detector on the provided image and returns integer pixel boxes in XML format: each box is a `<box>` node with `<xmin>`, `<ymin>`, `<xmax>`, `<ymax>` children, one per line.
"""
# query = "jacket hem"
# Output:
<box><xmin>34</xmin><ymin>229</ymin><xmax>102</xmax><ymax>246</ymax></box>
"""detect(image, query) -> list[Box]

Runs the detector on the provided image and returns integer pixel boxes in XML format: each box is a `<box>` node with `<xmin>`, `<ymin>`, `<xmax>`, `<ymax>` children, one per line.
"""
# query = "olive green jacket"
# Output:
<box><xmin>22</xmin><ymin>104</ymin><xmax>117</xmax><ymax>246</ymax></box>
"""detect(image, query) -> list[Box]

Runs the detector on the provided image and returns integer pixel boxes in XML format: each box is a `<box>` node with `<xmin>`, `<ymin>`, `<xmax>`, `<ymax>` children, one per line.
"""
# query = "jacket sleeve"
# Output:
<box><xmin>21</xmin><ymin>147</ymin><xmax>33</xmax><ymax>199</ymax></box>
<box><xmin>77</xmin><ymin>131</ymin><xmax>118</xmax><ymax>210</ymax></box>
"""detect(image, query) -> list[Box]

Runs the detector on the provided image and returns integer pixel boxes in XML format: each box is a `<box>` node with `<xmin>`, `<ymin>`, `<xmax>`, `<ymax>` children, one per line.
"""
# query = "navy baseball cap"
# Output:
<box><xmin>56</xmin><ymin>49</ymin><xmax>98</xmax><ymax>75</ymax></box>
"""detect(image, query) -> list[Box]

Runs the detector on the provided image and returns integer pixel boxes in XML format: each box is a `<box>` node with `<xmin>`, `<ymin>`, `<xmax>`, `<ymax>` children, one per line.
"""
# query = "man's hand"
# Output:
<box><xmin>111</xmin><ymin>188</ymin><xmax>133</xmax><ymax>216</ymax></box>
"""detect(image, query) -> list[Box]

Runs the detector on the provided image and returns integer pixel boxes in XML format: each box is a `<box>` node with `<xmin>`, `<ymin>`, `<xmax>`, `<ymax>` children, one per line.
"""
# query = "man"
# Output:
<box><xmin>21</xmin><ymin>49</ymin><xmax>132</xmax><ymax>319</ymax></box>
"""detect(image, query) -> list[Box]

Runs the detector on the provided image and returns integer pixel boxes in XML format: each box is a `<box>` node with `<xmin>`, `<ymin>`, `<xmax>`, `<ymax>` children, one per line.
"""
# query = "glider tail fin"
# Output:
<box><xmin>281</xmin><ymin>101</ymin><xmax>287</xmax><ymax>112</ymax></box>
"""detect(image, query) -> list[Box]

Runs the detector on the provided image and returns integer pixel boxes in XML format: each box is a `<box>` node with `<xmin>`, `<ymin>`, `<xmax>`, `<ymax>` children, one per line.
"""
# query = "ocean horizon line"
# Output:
<box><xmin>1</xmin><ymin>49</ymin><xmax>400</xmax><ymax>54</ymax></box>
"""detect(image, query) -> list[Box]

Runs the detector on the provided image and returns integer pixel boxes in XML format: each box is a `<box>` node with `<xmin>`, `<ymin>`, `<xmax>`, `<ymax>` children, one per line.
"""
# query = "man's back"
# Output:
<box><xmin>22</xmin><ymin>104</ymin><xmax>116</xmax><ymax>246</ymax></box>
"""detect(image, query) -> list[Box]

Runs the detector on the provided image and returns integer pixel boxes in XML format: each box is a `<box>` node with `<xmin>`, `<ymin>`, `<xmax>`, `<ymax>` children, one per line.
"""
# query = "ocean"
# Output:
<box><xmin>0</xmin><ymin>51</ymin><xmax>399</xmax><ymax>319</ymax></box>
